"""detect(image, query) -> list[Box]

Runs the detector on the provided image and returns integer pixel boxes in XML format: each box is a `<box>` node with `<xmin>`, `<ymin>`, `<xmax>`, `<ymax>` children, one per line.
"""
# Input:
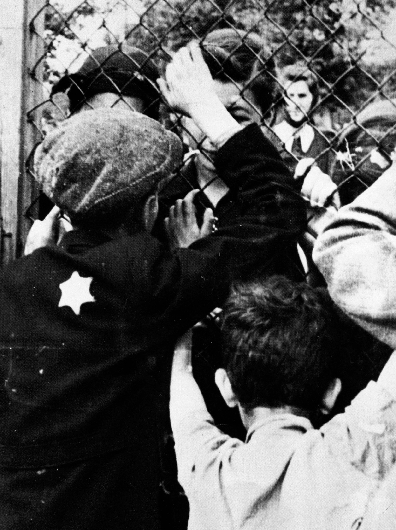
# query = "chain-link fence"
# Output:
<box><xmin>4</xmin><ymin>0</ymin><xmax>396</xmax><ymax>261</ymax></box>
<box><xmin>2</xmin><ymin>0</ymin><xmax>391</xmax><ymax>264</ymax></box>
<box><xmin>1</xmin><ymin>1</ymin><xmax>394</xmax><ymax>523</ymax></box>
<box><xmin>21</xmin><ymin>0</ymin><xmax>396</xmax><ymax>376</ymax></box>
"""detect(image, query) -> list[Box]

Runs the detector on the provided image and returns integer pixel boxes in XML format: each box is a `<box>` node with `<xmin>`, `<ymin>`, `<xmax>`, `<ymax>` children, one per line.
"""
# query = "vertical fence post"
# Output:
<box><xmin>0</xmin><ymin>0</ymin><xmax>26</xmax><ymax>263</ymax></box>
<box><xmin>21</xmin><ymin>0</ymin><xmax>46</xmax><ymax>252</ymax></box>
<box><xmin>0</xmin><ymin>0</ymin><xmax>45</xmax><ymax>264</ymax></box>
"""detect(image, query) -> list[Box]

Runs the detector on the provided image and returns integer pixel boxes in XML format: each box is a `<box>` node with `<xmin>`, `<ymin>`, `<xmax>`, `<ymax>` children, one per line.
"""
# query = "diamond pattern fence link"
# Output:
<box><xmin>24</xmin><ymin>0</ymin><xmax>396</xmax><ymax>274</ymax></box>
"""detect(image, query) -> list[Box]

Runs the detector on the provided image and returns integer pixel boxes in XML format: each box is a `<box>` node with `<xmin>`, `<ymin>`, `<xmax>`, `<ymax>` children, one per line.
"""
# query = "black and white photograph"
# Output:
<box><xmin>0</xmin><ymin>1</ymin><xmax>396</xmax><ymax>528</ymax></box>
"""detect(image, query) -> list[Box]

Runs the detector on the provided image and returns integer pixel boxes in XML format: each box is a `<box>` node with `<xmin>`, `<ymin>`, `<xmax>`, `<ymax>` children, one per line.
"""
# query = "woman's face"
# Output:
<box><xmin>181</xmin><ymin>79</ymin><xmax>262</xmax><ymax>170</ymax></box>
<box><xmin>284</xmin><ymin>80</ymin><xmax>314</xmax><ymax>123</ymax></box>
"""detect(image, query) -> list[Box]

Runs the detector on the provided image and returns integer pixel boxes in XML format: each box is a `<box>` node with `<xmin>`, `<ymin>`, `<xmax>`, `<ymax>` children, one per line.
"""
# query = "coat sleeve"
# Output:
<box><xmin>313</xmin><ymin>164</ymin><xmax>396</xmax><ymax>349</ymax></box>
<box><xmin>189</xmin><ymin>123</ymin><xmax>306</xmax><ymax>281</ymax></box>
<box><xmin>323</xmin><ymin>380</ymin><xmax>396</xmax><ymax>482</ymax></box>
<box><xmin>85</xmin><ymin>124</ymin><xmax>306</xmax><ymax>341</ymax></box>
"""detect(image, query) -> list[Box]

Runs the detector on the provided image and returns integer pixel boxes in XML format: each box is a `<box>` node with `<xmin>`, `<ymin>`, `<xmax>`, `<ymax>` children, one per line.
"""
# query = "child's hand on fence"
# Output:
<box><xmin>295</xmin><ymin>158</ymin><xmax>340</xmax><ymax>208</ymax></box>
<box><xmin>158</xmin><ymin>42</ymin><xmax>218</xmax><ymax>117</ymax></box>
<box><xmin>303</xmin><ymin>166</ymin><xmax>340</xmax><ymax>208</ymax></box>
<box><xmin>24</xmin><ymin>206</ymin><xmax>62</xmax><ymax>255</ymax></box>
<box><xmin>165</xmin><ymin>189</ymin><xmax>216</xmax><ymax>249</ymax></box>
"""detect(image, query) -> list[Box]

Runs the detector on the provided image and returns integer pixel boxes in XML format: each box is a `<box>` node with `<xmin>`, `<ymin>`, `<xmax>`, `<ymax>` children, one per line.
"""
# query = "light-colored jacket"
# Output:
<box><xmin>313</xmin><ymin>163</ymin><xmax>396</xmax><ymax>349</ymax></box>
<box><xmin>173</xmin><ymin>381</ymin><xmax>396</xmax><ymax>530</ymax></box>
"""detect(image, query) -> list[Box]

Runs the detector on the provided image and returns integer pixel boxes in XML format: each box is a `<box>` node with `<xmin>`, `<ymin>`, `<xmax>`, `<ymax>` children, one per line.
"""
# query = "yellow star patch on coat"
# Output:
<box><xmin>58</xmin><ymin>271</ymin><xmax>95</xmax><ymax>315</ymax></box>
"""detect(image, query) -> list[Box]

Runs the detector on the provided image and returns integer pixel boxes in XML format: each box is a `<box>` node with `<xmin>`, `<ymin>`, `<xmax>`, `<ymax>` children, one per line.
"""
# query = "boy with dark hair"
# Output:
<box><xmin>220</xmin><ymin>277</ymin><xmax>340</xmax><ymax>415</ymax></box>
<box><xmin>170</xmin><ymin>276</ymin><xmax>396</xmax><ymax>530</ymax></box>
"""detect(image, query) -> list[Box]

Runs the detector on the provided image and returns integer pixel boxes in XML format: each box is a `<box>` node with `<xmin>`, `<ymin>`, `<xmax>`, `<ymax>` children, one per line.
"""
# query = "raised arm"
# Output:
<box><xmin>170</xmin><ymin>329</ymin><xmax>236</xmax><ymax>492</ymax></box>
<box><xmin>170</xmin><ymin>329</ymin><xmax>207</xmax><ymax>429</ymax></box>
<box><xmin>109</xmin><ymin>44</ymin><xmax>306</xmax><ymax>342</ymax></box>
<box><xmin>158</xmin><ymin>42</ymin><xmax>242</xmax><ymax>149</ymax></box>
<box><xmin>313</xmin><ymin>164</ymin><xmax>396</xmax><ymax>348</ymax></box>
<box><xmin>159</xmin><ymin>43</ymin><xmax>306</xmax><ymax>281</ymax></box>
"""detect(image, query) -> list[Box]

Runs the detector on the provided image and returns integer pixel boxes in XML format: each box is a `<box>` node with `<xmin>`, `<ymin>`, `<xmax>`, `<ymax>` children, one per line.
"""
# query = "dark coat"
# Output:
<box><xmin>0</xmin><ymin>124</ymin><xmax>305</xmax><ymax>529</ymax></box>
<box><xmin>156</xmin><ymin>128</ymin><xmax>305</xmax><ymax>282</ymax></box>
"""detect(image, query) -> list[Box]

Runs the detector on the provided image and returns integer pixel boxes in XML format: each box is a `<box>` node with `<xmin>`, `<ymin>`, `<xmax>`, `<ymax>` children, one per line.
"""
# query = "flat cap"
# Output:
<box><xmin>34</xmin><ymin>108</ymin><xmax>182</xmax><ymax>226</ymax></box>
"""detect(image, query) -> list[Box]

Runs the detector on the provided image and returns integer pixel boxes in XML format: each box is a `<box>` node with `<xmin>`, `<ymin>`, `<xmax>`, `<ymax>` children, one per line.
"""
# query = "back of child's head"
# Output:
<box><xmin>221</xmin><ymin>276</ymin><xmax>345</xmax><ymax>414</ymax></box>
<box><xmin>200</xmin><ymin>29</ymin><xmax>277</xmax><ymax>116</ymax></box>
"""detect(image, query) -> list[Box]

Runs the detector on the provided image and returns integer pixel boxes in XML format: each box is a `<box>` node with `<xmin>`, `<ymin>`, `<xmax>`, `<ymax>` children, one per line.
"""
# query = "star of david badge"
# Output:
<box><xmin>58</xmin><ymin>271</ymin><xmax>95</xmax><ymax>315</ymax></box>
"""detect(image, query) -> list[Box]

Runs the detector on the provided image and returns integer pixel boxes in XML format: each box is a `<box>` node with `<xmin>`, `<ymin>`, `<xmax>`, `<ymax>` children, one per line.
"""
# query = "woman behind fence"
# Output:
<box><xmin>273</xmin><ymin>65</ymin><xmax>335</xmax><ymax>175</ymax></box>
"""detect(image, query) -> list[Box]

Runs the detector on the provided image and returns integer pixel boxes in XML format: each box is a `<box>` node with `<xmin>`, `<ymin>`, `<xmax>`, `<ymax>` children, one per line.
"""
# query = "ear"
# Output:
<box><xmin>320</xmin><ymin>378</ymin><xmax>342</xmax><ymax>416</ymax></box>
<box><xmin>215</xmin><ymin>368</ymin><xmax>238</xmax><ymax>409</ymax></box>
<box><xmin>143</xmin><ymin>193</ymin><xmax>159</xmax><ymax>233</ymax></box>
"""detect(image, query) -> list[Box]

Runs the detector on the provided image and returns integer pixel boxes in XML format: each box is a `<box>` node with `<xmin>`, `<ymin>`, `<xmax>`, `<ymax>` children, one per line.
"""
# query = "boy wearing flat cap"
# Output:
<box><xmin>0</xmin><ymin>44</ymin><xmax>304</xmax><ymax>530</ymax></box>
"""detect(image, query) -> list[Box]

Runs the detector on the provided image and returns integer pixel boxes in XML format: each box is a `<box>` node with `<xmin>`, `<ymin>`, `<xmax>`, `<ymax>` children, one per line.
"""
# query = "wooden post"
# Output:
<box><xmin>0</xmin><ymin>0</ymin><xmax>25</xmax><ymax>262</ymax></box>
<box><xmin>0</xmin><ymin>0</ymin><xmax>45</xmax><ymax>263</ymax></box>
<box><xmin>21</xmin><ymin>0</ymin><xmax>46</xmax><ymax>253</ymax></box>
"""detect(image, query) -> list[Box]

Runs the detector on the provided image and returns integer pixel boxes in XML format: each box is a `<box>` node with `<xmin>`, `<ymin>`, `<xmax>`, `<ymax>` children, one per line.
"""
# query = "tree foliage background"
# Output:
<box><xmin>44</xmin><ymin>0</ymin><xmax>396</xmax><ymax>124</ymax></box>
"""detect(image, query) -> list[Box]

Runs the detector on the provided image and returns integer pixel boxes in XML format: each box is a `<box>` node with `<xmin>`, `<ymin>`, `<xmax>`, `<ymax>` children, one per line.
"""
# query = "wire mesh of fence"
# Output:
<box><xmin>20</xmin><ymin>2</ymin><xmax>395</xmax><ymax>350</ymax></box>
<box><xmin>21</xmin><ymin>0</ymin><xmax>396</xmax><ymax>332</ymax></box>
<box><xmin>12</xmin><ymin>1</ymin><xmax>396</xmax><ymax>520</ymax></box>
<box><xmin>24</xmin><ymin>0</ymin><xmax>396</xmax><ymax>239</ymax></box>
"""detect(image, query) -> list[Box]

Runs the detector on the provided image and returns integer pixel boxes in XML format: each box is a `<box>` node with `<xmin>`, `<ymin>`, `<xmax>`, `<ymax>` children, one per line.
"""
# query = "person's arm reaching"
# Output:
<box><xmin>313</xmin><ymin>164</ymin><xmax>396</xmax><ymax>349</ymax></box>
<box><xmin>324</xmin><ymin>348</ymin><xmax>396</xmax><ymax>487</ymax></box>
<box><xmin>170</xmin><ymin>329</ymin><xmax>237</xmax><ymax>491</ymax></box>
<box><xmin>159</xmin><ymin>43</ymin><xmax>306</xmax><ymax>281</ymax></box>
<box><xmin>112</xmin><ymin>43</ymin><xmax>306</xmax><ymax>342</ymax></box>
<box><xmin>170</xmin><ymin>329</ymin><xmax>208</xmax><ymax>426</ymax></box>
<box><xmin>294</xmin><ymin>158</ymin><xmax>340</xmax><ymax>209</ymax></box>
<box><xmin>158</xmin><ymin>42</ymin><xmax>242</xmax><ymax>149</ymax></box>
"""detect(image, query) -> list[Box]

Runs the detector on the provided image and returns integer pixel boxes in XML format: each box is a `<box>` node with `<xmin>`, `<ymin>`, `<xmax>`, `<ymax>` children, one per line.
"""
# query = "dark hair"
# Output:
<box><xmin>221</xmin><ymin>276</ymin><xmax>344</xmax><ymax>414</ymax></box>
<box><xmin>281</xmin><ymin>65</ymin><xmax>320</xmax><ymax>110</ymax></box>
<box><xmin>200</xmin><ymin>29</ymin><xmax>277</xmax><ymax>116</ymax></box>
